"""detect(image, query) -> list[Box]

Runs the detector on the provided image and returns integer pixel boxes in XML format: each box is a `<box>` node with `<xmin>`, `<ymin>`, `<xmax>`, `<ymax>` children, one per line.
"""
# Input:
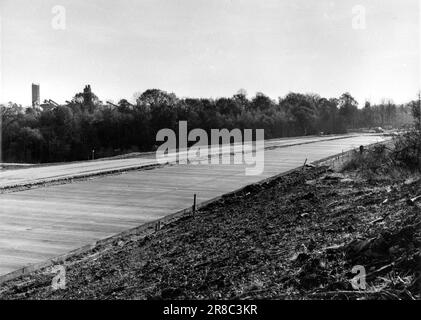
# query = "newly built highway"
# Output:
<box><xmin>0</xmin><ymin>134</ymin><xmax>387</xmax><ymax>278</ymax></box>
<box><xmin>0</xmin><ymin>134</ymin><xmax>356</xmax><ymax>188</ymax></box>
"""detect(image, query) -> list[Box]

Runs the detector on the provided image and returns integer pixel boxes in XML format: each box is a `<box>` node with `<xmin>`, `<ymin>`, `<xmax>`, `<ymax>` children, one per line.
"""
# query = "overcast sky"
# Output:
<box><xmin>0</xmin><ymin>0</ymin><xmax>419</xmax><ymax>106</ymax></box>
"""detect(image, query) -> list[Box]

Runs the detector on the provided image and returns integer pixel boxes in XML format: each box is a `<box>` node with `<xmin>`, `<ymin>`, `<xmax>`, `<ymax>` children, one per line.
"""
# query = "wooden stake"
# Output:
<box><xmin>301</xmin><ymin>158</ymin><xmax>307</xmax><ymax>172</ymax></box>
<box><xmin>155</xmin><ymin>220</ymin><xmax>161</xmax><ymax>232</ymax></box>
<box><xmin>192</xmin><ymin>194</ymin><xmax>197</xmax><ymax>216</ymax></box>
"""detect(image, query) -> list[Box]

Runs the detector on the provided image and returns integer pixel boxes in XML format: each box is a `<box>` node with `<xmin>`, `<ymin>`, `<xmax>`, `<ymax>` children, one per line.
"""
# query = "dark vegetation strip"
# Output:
<box><xmin>1</xmin><ymin>89</ymin><xmax>416</xmax><ymax>163</ymax></box>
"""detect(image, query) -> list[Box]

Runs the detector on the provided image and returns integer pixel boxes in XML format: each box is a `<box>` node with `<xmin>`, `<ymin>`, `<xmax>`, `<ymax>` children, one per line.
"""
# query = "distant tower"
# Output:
<box><xmin>32</xmin><ymin>83</ymin><xmax>40</xmax><ymax>107</ymax></box>
<box><xmin>83</xmin><ymin>85</ymin><xmax>93</xmax><ymax>105</ymax></box>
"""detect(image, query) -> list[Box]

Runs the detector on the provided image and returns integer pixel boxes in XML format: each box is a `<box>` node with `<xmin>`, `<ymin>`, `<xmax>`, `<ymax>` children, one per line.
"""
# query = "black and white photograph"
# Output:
<box><xmin>0</xmin><ymin>0</ymin><xmax>420</xmax><ymax>311</ymax></box>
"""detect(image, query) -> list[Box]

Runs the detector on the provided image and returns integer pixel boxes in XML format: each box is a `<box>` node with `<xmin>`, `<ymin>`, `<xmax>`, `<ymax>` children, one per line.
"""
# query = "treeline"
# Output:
<box><xmin>0</xmin><ymin>89</ymin><xmax>415</xmax><ymax>163</ymax></box>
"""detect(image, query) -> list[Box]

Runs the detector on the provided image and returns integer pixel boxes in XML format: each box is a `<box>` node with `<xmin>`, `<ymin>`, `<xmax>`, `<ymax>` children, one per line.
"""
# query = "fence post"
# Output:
<box><xmin>155</xmin><ymin>220</ymin><xmax>161</xmax><ymax>232</ymax></box>
<box><xmin>301</xmin><ymin>158</ymin><xmax>307</xmax><ymax>172</ymax></box>
<box><xmin>192</xmin><ymin>194</ymin><xmax>197</xmax><ymax>216</ymax></box>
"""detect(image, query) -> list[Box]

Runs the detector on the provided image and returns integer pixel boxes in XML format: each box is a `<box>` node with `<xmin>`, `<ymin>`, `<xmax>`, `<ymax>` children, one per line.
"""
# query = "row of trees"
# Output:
<box><xmin>0</xmin><ymin>89</ymin><xmax>415</xmax><ymax>163</ymax></box>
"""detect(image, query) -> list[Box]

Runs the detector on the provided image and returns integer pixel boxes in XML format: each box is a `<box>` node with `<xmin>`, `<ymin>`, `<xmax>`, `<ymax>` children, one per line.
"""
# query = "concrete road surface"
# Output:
<box><xmin>0</xmin><ymin>134</ymin><xmax>358</xmax><ymax>189</ymax></box>
<box><xmin>0</xmin><ymin>134</ymin><xmax>387</xmax><ymax>277</ymax></box>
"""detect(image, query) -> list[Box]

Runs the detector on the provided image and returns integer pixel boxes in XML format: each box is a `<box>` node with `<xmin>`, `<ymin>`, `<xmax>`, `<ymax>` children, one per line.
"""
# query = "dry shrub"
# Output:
<box><xmin>342</xmin><ymin>144</ymin><xmax>392</xmax><ymax>176</ymax></box>
<box><xmin>342</xmin><ymin>130</ymin><xmax>421</xmax><ymax>180</ymax></box>
<box><xmin>392</xmin><ymin>129</ymin><xmax>421</xmax><ymax>171</ymax></box>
